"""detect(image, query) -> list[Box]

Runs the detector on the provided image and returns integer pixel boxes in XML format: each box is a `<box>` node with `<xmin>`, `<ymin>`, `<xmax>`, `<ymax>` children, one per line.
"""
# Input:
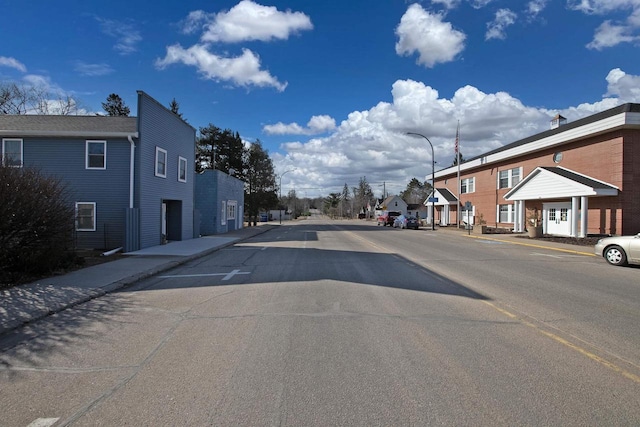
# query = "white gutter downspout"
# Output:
<box><xmin>127</xmin><ymin>135</ymin><xmax>136</xmax><ymax>209</ymax></box>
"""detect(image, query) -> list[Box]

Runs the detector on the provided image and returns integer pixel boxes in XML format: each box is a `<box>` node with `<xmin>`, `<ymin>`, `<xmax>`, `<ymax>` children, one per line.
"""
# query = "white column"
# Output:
<box><xmin>571</xmin><ymin>196</ymin><xmax>579</xmax><ymax>237</ymax></box>
<box><xmin>580</xmin><ymin>196</ymin><xmax>588</xmax><ymax>238</ymax></box>
<box><xmin>514</xmin><ymin>200</ymin><xmax>521</xmax><ymax>232</ymax></box>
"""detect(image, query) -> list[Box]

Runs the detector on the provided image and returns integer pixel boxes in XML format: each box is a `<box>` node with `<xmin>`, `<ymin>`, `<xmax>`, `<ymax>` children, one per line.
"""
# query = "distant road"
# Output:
<box><xmin>2</xmin><ymin>218</ymin><xmax>639</xmax><ymax>426</ymax></box>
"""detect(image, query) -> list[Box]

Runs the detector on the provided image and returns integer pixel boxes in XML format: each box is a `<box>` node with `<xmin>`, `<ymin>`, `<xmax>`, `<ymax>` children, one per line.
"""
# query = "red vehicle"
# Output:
<box><xmin>377</xmin><ymin>211</ymin><xmax>401</xmax><ymax>226</ymax></box>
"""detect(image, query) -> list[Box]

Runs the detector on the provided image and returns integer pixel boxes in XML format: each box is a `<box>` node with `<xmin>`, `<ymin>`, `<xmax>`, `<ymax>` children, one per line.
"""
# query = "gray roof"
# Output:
<box><xmin>0</xmin><ymin>115</ymin><xmax>138</xmax><ymax>138</ymax></box>
<box><xmin>436</xmin><ymin>188</ymin><xmax>459</xmax><ymax>202</ymax></box>
<box><xmin>464</xmin><ymin>103</ymin><xmax>640</xmax><ymax>164</ymax></box>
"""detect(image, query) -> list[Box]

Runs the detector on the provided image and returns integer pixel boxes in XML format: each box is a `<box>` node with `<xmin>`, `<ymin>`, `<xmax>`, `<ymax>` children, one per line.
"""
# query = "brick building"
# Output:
<box><xmin>430</xmin><ymin>103</ymin><xmax>640</xmax><ymax>237</ymax></box>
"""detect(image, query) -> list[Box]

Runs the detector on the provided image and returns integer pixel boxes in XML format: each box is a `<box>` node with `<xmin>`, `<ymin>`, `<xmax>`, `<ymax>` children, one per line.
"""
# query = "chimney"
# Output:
<box><xmin>550</xmin><ymin>114</ymin><xmax>567</xmax><ymax>130</ymax></box>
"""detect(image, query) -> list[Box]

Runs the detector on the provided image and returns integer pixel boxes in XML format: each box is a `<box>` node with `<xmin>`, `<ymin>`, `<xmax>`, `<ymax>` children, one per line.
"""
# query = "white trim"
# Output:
<box><xmin>76</xmin><ymin>202</ymin><xmax>96</xmax><ymax>231</ymax></box>
<box><xmin>0</xmin><ymin>130</ymin><xmax>138</xmax><ymax>138</ymax></box>
<box><xmin>2</xmin><ymin>138</ymin><xmax>23</xmax><ymax>167</ymax></box>
<box><xmin>435</xmin><ymin>110</ymin><xmax>640</xmax><ymax>179</ymax></box>
<box><xmin>460</xmin><ymin>177</ymin><xmax>475</xmax><ymax>194</ymax></box>
<box><xmin>221</xmin><ymin>201</ymin><xmax>227</xmax><ymax>226</ymax></box>
<box><xmin>497</xmin><ymin>203</ymin><xmax>514</xmax><ymax>224</ymax></box>
<box><xmin>178</xmin><ymin>156</ymin><xmax>187</xmax><ymax>182</ymax></box>
<box><xmin>155</xmin><ymin>147</ymin><xmax>167</xmax><ymax>178</ymax></box>
<box><xmin>85</xmin><ymin>140</ymin><xmax>106</xmax><ymax>170</ymax></box>
<box><xmin>227</xmin><ymin>200</ymin><xmax>237</xmax><ymax>220</ymax></box>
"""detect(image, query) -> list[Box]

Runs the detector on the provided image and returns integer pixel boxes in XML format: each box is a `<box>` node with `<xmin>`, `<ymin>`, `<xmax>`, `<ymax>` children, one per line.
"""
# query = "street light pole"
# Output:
<box><xmin>279</xmin><ymin>169</ymin><xmax>295</xmax><ymax>224</ymax></box>
<box><xmin>406</xmin><ymin>132</ymin><xmax>436</xmax><ymax>231</ymax></box>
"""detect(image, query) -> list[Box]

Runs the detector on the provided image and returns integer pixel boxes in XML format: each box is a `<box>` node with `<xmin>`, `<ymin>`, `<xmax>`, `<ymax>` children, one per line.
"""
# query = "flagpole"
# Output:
<box><xmin>456</xmin><ymin>121</ymin><xmax>460</xmax><ymax>228</ymax></box>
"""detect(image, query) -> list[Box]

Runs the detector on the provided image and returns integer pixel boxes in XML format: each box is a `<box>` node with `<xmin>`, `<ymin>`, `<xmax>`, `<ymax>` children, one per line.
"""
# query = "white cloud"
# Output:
<box><xmin>567</xmin><ymin>0</ymin><xmax>640</xmax><ymax>15</ymax></box>
<box><xmin>264</xmin><ymin>115</ymin><xmax>336</xmax><ymax>135</ymax></box>
<box><xmin>73</xmin><ymin>61</ymin><xmax>114</xmax><ymax>77</ymax></box>
<box><xmin>162</xmin><ymin>2</ymin><xmax>311</xmax><ymax>91</ymax></box>
<box><xmin>568</xmin><ymin>0</ymin><xmax>640</xmax><ymax>49</ymax></box>
<box><xmin>586</xmin><ymin>19</ymin><xmax>639</xmax><ymax>49</ymax></box>
<box><xmin>275</xmin><ymin>69</ymin><xmax>640</xmax><ymax>198</ymax></box>
<box><xmin>527</xmin><ymin>0</ymin><xmax>549</xmax><ymax>17</ymax></box>
<box><xmin>469</xmin><ymin>0</ymin><xmax>495</xmax><ymax>9</ymax></box>
<box><xmin>0</xmin><ymin>56</ymin><xmax>27</xmax><ymax>72</ymax></box>
<box><xmin>395</xmin><ymin>4</ymin><xmax>466</xmax><ymax>68</ymax></box>
<box><xmin>96</xmin><ymin>17</ymin><xmax>142</xmax><ymax>55</ymax></box>
<box><xmin>155</xmin><ymin>44</ymin><xmax>287</xmax><ymax>92</ymax></box>
<box><xmin>604</xmin><ymin>67</ymin><xmax>640</xmax><ymax>101</ymax></box>
<box><xmin>200</xmin><ymin>0</ymin><xmax>313</xmax><ymax>43</ymax></box>
<box><xmin>486</xmin><ymin>9</ymin><xmax>518</xmax><ymax>40</ymax></box>
<box><xmin>179</xmin><ymin>10</ymin><xmax>216</xmax><ymax>35</ymax></box>
<box><xmin>431</xmin><ymin>0</ymin><xmax>462</xmax><ymax>9</ymax></box>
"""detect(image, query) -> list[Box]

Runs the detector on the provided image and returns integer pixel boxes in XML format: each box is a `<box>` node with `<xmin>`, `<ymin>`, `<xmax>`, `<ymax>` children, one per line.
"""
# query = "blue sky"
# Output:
<box><xmin>2</xmin><ymin>0</ymin><xmax>640</xmax><ymax>197</ymax></box>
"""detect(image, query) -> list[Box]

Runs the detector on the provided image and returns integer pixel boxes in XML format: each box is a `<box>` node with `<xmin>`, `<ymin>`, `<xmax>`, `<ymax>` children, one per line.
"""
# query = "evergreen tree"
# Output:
<box><xmin>353</xmin><ymin>176</ymin><xmax>374</xmax><ymax>216</ymax></box>
<box><xmin>341</xmin><ymin>183</ymin><xmax>350</xmax><ymax>217</ymax></box>
<box><xmin>169</xmin><ymin>98</ymin><xmax>184</xmax><ymax>119</ymax></box>
<box><xmin>244</xmin><ymin>140</ymin><xmax>277</xmax><ymax>222</ymax></box>
<box><xmin>400</xmin><ymin>178</ymin><xmax>432</xmax><ymax>204</ymax></box>
<box><xmin>102</xmin><ymin>93</ymin><xmax>130</xmax><ymax>116</ymax></box>
<box><xmin>196</xmin><ymin>125</ymin><xmax>244</xmax><ymax>175</ymax></box>
<box><xmin>452</xmin><ymin>152</ymin><xmax>466</xmax><ymax>166</ymax></box>
<box><xmin>324</xmin><ymin>193</ymin><xmax>341</xmax><ymax>217</ymax></box>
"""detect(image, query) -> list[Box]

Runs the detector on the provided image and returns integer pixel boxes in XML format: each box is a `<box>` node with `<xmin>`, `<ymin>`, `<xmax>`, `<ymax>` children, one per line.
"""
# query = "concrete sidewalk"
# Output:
<box><xmin>437</xmin><ymin>225</ymin><xmax>598</xmax><ymax>256</ymax></box>
<box><xmin>0</xmin><ymin>224</ymin><xmax>275</xmax><ymax>336</ymax></box>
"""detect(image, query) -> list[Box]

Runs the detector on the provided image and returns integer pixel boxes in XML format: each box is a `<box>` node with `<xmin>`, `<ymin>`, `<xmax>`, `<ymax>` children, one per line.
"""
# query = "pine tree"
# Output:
<box><xmin>101</xmin><ymin>93</ymin><xmax>130</xmax><ymax>116</ymax></box>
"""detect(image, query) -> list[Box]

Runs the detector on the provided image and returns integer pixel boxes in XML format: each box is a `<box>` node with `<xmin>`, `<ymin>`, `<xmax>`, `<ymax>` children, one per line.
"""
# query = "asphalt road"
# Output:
<box><xmin>1</xmin><ymin>218</ymin><xmax>639</xmax><ymax>426</ymax></box>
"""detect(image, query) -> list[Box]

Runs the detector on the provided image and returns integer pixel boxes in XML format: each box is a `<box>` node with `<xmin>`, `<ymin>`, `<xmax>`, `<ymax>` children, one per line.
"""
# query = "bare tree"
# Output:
<box><xmin>1</xmin><ymin>82</ymin><xmax>83</xmax><ymax>115</ymax></box>
<box><xmin>0</xmin><ymin>82</ymin><xmax>31</xmax><ymax>114</ymax></box>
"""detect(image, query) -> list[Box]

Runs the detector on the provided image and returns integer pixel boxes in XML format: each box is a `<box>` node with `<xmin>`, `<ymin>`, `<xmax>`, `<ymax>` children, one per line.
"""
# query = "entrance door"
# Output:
<box><xmin>544</xmin><ymin>202</ymin><xmax>571</xmax><ymax>236</ymax></box>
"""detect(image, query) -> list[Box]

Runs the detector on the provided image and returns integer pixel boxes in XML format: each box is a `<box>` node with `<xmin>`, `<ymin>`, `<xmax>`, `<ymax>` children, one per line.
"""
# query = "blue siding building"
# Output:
<box><xmin>135</xmin><ymin>92</ymin><xmax>196</xmax><ymax>249</ymax></box>
<box><xmin>0</xmin><ymin>91</ymin><xmax>196</xmax><ymax>251</ymax></box>
<box><xmin>195</xmin><ymin>169</ymin><xmax>245</xmax><ymax>235</ymax></box>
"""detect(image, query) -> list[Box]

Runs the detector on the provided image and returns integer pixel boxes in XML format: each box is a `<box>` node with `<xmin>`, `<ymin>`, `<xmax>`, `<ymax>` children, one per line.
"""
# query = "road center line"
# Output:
<box><xmin>483</xmin><ymin>301</ymin><xmax>640</xmax><ymax>384</ymax></box>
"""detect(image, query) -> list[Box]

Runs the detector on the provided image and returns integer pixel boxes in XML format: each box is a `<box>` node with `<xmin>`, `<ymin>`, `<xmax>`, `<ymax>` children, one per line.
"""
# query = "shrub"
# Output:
<box><xmin>0</xmin><ymin>165</ymin><xmax>75</xmax><ymax>285</ymax></box>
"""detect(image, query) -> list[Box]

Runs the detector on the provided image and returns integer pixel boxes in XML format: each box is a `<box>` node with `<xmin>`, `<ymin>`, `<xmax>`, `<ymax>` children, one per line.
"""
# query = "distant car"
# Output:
<box><xmin>393</xmin><ymin>215</ymin><xmax>419</xmax><ymax>229</ymax></box>
<box><xmin>594</xmin><ymin>233</ymin><xmax>640</xmax><ymax>266</ymax></box>
<box><xmin>405</xmin><ymin>216</ymin><xmax>420</xmax><ymax>229</ymax></box>
<box><xmin>377</xmin><ymin>211</ymin><xmax>401</xmax><ymax>226</ymax></box>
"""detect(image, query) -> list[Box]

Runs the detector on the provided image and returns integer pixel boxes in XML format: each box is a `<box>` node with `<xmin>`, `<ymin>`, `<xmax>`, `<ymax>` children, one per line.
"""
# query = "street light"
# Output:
<box><xmin>279</xmin><ymin>169</ymin><xmax>295</xmax><ymax>224</ymax></box>
<box><xmin>406</xmin><ymin>132</ymin><xmax>435</xmax><ymax>231</ymax></box>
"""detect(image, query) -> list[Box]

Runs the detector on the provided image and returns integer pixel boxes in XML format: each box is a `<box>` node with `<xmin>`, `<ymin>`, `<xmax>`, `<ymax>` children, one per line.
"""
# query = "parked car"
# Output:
<box><xmin>377</xmin><ymin>211</ymin><xmax>401</xmax><ymax>226</ymax></box>
<box><xmin>405</xmin><ymin>216</ymin><xmax>419</xmax><ymax>229</ymax></box>
<box><xmin>594</xmin><ymin>233</ymin><xmax>640</xmax><ymax>266</ymax></box>
<box><xmin>393</xmin><ymin>215</ymin><xmax>419</xmax><ymax>229</ymax></box>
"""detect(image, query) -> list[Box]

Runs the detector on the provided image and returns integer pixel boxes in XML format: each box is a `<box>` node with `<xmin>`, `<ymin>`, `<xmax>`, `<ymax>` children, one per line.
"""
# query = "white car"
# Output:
<box><xmin>594</xmin><ymin>233</ymin><xmax>640</xmax><ymax>266</ymax></box>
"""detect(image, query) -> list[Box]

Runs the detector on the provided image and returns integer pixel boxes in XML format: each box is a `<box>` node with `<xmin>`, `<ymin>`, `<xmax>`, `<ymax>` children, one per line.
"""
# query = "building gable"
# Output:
<box><xmin>504</xmin><ymin>167</ymin><xmax>618</xmax><ymax>200</ymax></box>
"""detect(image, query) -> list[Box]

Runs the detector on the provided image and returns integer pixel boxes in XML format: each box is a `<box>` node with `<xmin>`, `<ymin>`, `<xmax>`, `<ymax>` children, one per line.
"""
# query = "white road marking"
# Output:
<box><xmin>160</xmin><ymin>270</ymin><xmax>251</xmax><ymax>281</ymax></box>
<box><xmin>531</xmin><ymin>252</ymin><xmax>584</xmax><ymax>259</ymax></box>
<box><xmin>27</xmin><ymin>419</ymin><xmax>59</xmax><ymax>427</ymax></box>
